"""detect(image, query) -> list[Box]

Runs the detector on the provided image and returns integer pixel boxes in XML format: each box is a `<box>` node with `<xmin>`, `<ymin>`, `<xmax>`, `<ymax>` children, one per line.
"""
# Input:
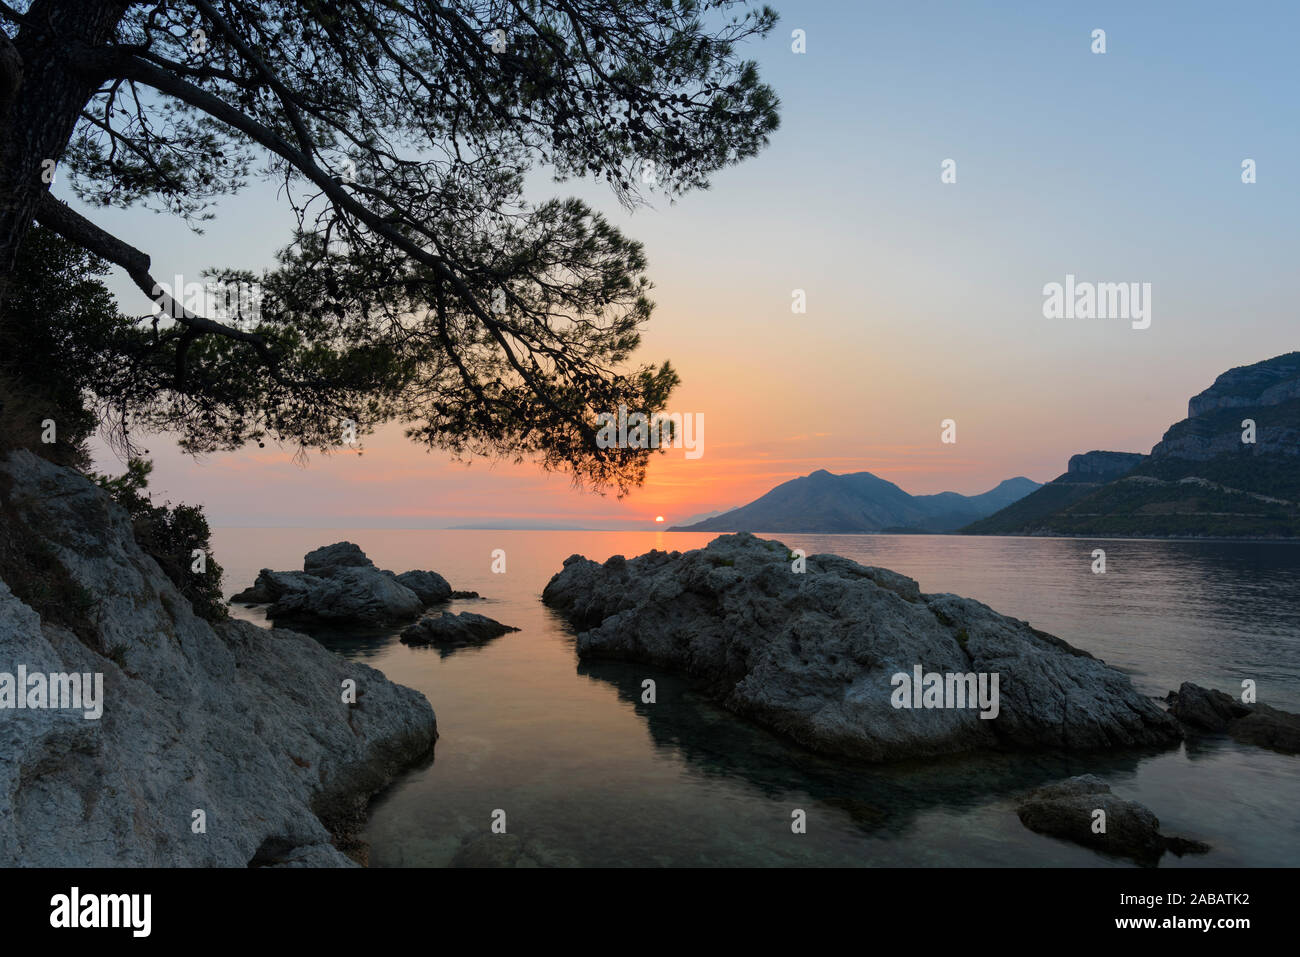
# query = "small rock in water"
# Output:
<box><xmin>400</xmin><ymin>611</ymin><xmax>519</xmax><ymax>648</ymax></box>
<box><xmin>1166</xmin><ymin>682</ymin><xmax>1300</xmax><ymax>754</ymax></box>
<box><xmin>391</xmin><ymin>569</ymin><xmax>452</xmax><ymax>604</ymax></box>
<box><xmin>229</xmin><ymin>543</ymin><xmax>464</xmax><ymax>628</ymax></box>
<box><xmin>1016</xmin><ymin>775</ymin><xmax>1210</xmax><ymax>866</ymax></box>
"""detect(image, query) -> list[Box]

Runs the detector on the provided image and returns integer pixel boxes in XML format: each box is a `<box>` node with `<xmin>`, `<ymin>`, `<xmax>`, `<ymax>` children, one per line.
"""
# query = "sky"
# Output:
<box><xmin>66</xmin><ymin>0</ymin><xmax>1300</xmax><ymax>529</ymax></box>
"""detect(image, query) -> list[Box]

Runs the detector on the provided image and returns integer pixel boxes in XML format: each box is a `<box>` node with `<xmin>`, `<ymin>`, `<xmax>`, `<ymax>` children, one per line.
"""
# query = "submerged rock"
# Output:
<box><xmin>449</xmin><ymin>833</ymin><xmax>577</xmax><ymax>868</ymax></box>
<box><xmin>231</xmin><ymin>542</ymin><xmax>459</xmax><ymax>628</ymax></box>
<box><xmin>0</xmin><ymin>451</ymin><xmax>438</xmax><ymax>866</ymax></box>
<box><xmin>1166</xmin><ymin>682</ymin><xmax>1300</xmax><ymax>754</ymax></box>
<box><xmin>1017</xmin><ymin>775</ymin><xmax>1210</xmax><ymax>866</ymax></box>
<box><xmin>542</xmin><ymin>533</ymin><xmax>1181</xmax><ymax>762</ymax></box>
<box><xmin>400</xmin><ymin>611</ymin><xmax>519</xmax><ymax>648</ymax></box>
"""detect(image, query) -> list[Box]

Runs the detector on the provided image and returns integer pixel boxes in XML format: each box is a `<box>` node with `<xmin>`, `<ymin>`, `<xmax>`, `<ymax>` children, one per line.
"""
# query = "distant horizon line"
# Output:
<box><xmin>205</xmin><ymin>466</ymin><xmax>1064</xmax><ymax>532</ymax></box>
<box><xmin>205</xmin><ymin>526</ymin><xmax>1300</xmax><ymax>544</ymax></box>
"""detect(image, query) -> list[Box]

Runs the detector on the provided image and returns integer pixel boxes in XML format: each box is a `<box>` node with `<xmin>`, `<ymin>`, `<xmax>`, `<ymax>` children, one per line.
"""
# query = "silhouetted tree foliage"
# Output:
<box><xmin>0</xmin><ymin>223</ymin><xmax>129</xmax><ymax>466</ymax></box>
<box><xmin>0</xmin><ymin>226</ymin><xmax>227</xmax><ymax>619</ymax></box>
<box><xmin>0</xmin><ymin>0</ymin><xmax>780</xmax><ymax>492</ymax></box>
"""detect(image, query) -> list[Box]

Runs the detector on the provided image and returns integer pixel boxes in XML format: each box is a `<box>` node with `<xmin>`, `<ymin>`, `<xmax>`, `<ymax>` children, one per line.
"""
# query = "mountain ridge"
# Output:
<box><xmin>965</xmin><ymin>352</ymin><xmax>1300</xmax><ymax>537</ymax></box>
<box><xmin>669</xmin><ymin>471</ymin><xmax>1041</xmax><ymax>534</ymax></box>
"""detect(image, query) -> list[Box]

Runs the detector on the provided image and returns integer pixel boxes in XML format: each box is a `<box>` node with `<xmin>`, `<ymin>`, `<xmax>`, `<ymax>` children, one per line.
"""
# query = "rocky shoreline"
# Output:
<box><xmin>4</xmin><ymin>459</ymin><xmax>1294</xmax><ymax>867</ymax></box>
<box><xmin>0</xmin><ymin>451</ymin><xmax>438</xmax><ymax>866</ymax></box>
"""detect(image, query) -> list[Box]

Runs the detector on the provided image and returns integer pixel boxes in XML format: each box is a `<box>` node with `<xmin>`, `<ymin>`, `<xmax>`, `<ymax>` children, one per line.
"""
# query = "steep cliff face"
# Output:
<box><xmin>1185</xmin><ymin>352</ymin><xmax>1300</xmax><ymax>418</ymax></box>
<box><xmin>1149</xmin><ymin>353</ymin><xmax>1300</xmax><ymax>462</ymax></box>
<box><xmin>1148</xmin><ymin>402</ymin><xmax>1300</xmax><ymax>462</ymax></box>
<box><xmin>965</xmin><ymin>353</ymin><xmax>1300</xmax><ymax>537</ymax></box>
<box><xmin>0</xmin><ymin>451</ymin><xmax>437</xmax><ymax>866</ymax></box>
<box><xmin>1066</xmin><ymin>451</ymin><xmax>1147</xmax><ymax>479</ymax></box>
<box><xmin>1148</xmin><ymin>353</ymin><xmax>1300</xmax><ymax>464</ymax></box>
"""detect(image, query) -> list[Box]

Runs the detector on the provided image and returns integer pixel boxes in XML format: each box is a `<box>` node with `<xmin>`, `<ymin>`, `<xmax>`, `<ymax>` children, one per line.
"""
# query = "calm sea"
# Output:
<box><xmin>213</xmin><ymin>529</ymin><xmax>1300</xmax><ymax>867</ymax></box>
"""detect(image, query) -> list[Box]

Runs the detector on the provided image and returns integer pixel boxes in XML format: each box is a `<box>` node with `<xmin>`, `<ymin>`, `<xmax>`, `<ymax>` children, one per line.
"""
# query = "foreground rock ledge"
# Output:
<box><xmin>0</xmin><ymin>451</ymin><xmax>438</xmax><ymax>866</ymax></box>
<box><xmin>543</xmin><ymin>533</ymin><xmax>1181</xmax><ymax>762</ymax></box>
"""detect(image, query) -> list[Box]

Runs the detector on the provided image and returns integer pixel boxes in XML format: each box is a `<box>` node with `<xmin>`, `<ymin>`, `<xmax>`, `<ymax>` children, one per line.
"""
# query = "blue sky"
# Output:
<box><xmin>64</xmin><ymin>0</ymin><xmax>1300</xmax><ymax>527</ymax></box>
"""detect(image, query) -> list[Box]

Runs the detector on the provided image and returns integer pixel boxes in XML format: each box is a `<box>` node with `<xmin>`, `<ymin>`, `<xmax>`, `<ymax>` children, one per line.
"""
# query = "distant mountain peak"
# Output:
<box><xmin>669</xmin><ymin>469</ymin><xmax>1040</xmax><ymax>534</ymax></box>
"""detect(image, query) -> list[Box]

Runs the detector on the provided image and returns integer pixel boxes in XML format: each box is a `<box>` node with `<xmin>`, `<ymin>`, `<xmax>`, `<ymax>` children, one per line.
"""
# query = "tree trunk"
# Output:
<box><xmin>0</xmin><ymin>0</ymin><xmax>128</xmax><ymax>306</ymax></box>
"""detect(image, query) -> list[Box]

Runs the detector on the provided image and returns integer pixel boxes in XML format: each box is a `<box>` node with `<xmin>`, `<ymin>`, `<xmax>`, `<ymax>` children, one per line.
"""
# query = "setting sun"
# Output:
<box><xmin>655</xmin><ymin>516</ymin><xmax>665</xmax><ymax>523</ymax></box>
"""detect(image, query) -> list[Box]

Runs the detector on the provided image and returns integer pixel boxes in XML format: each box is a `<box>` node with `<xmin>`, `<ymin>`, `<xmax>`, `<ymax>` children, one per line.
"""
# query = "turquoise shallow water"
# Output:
<box><xmin>213</xmin><ymin>529</ymin><xmax>1300</xmax><ymax>867</ymax></box>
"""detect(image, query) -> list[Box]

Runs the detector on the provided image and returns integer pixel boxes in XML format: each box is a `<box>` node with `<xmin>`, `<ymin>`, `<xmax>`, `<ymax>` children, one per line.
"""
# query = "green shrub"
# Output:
<box><xmin>93</xmin><ymin>459</ymin><xmax>228</xmax><ymax>622</ymax></box>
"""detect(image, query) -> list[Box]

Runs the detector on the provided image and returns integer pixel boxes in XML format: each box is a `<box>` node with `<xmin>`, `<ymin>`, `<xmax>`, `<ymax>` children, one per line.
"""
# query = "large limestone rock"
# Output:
<box><xmin>232</xmin><ymin>543</ymin><xmax>453</xmax><ymax>627</ymax></box>
<box><xmin>543</xmin><ymin>533</ymin><xmax>1181</xmax><ymax>762</ymax></box>
<box><xmin>0</xmin><ymin>450</ymin><xmax>437</xmax><ymax>866</ymax></box>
